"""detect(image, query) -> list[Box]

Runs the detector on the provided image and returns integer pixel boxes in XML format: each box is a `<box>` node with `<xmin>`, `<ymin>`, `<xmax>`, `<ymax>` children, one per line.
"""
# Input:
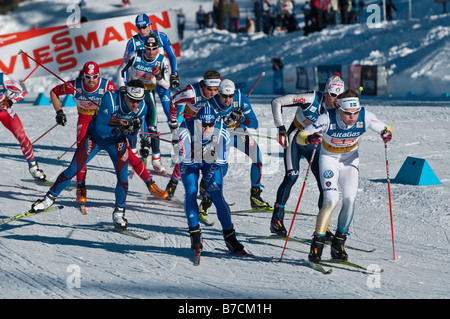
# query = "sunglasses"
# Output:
<box><xmin>328</xmin><ymin>92</ymin><xmax>338</xmax><ymax>98</ymax></box>
<box><xmin>220</xmin><ymin>94</ymin><xmax>234</xmax><ymax>99</ymax></box>
<box><xmin>127</xmin><ymin>97</ymin><xmax>142</xmax><ymax>104</ymax></box>
<box><xmin>137</xmin><ymin>25</ymin><xmax>149</xmax><ymax>30</ymax></box>
<box><xmin>202</xmin><ymin>122</ymin><xmax>215</xmax><ymax>128</ymax></box>
<box><xmin>84</xmin><ymin>74</ymin><xmax>99</xmax><ymax>80</ymax></box>
<box><xmin>340</xmin><ymin>109</ymin><xmax>360</xmax><ymax>115</ymax></box>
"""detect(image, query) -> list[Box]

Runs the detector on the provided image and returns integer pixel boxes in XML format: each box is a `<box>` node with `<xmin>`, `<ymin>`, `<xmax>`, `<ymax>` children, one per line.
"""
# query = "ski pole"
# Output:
<box><xmin>138</xmin><ymin>131</ymin><xmax>176</xmax><ymax>144</ymax></box>
<box><xmin>279</xmin><ymin>143</ymin><xmax>318</xmax><ymax>262</ymax></box>
<box><xmin>57</xmin><ymin>141</ymin><xmax>77</xmax><ymax>160</ymax></box>
<box><xmin>247</xmin><ymin>72</ymin><xmax>265</xmax><ymax>97</ymax></box>
<box><xmin>384</xmin><ymin>141</ymin><xmax>396</xmax><ymax>260</ymax></box>
<box><xmin>19</xmin><ymin>50</ymin><xmax>100</xmax><ymax>108</ymax></box>
<box><xmin>31</xmin><ymin>123</ymin><xmax>58</xmax><ymax>145</ymax></box>
<box><xmin>19</xmin><ymin>46</ymin><xmax>58</xmax><ymax>85</ymax></box>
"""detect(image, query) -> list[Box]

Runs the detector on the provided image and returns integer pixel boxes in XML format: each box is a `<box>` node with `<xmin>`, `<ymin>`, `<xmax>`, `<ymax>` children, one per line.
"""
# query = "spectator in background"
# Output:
<box><xmin>339</xmin><ymin>0</ymin><xmax>349</xmax><ymax>24</ymax></box>
<box><xmin>302</xmin><ymin>1</ymin><xmax>312</xmax><ymax>31</ymax></box>
<box><xmin>263</xmin><ymin>0</ymin><xmax>277</xmax><ymax>36</ymax></box>
<box><xmin>177</xmin><ymin>8</ymin><xmax>186</xmax><ymax>40</ymax></box>
<box><xmin>229</xmin><ymin>0</ymin><xmax>240</xmax><ymax>32</ymax></box>
<box><xmin>385</xmin><ymin>0</ymin><xmax>397</xmax><ymax>21</ymax></box>
<box><xmin>328</xmin><ymin>0</ymin><xmax>339</xmax><ymax>25</ymax></box>
<box><xmin>246</xmin><ymin>16</ymin><xmax>255</xmax><ymax>34</ymax></box>
<box><xmin>350</xmin><ymin>0</ymin><xmax>364</xmax><ymax>24</ymax></box>
<box><xmin>253</xmin><ymin>0</ymin><xmax>263</xmax><ymax>32</ymax></box>
<box><xmin>272</xmin><ymin>56</ymin><xmax>284</xmax><ymax>95</ymax></box>
<box><xmin>196</xmin><ymin>5</ymin><xmax>206</xmax><ymax>30</ymax></box>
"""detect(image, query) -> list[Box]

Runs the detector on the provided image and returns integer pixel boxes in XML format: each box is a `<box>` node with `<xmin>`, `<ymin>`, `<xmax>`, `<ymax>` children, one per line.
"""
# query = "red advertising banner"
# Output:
<box><xmin>0</xmin><ymin>10</ymin><xmax>180</xmax><ymax>79</ymax></box>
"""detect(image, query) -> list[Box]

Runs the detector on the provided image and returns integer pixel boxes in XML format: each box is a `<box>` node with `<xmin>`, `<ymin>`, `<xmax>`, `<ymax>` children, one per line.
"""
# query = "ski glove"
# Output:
<box><xmin>0</xmin><ymin>99</ymin><xmax>13</xmax><ymax>109</ymax></box>
<box><xmin>140</xmin><ymin>135</ymin><xmax>151</xmax><ymax>158</ymax></box>
<box><xmin>381</xmin><ymin>125</ymin><xmax>393</xmax><ymax>143</ymax></box>
<box><xmin>170</xmin><ymin>72</ymin><xmax>179</xmax><ymax>89</ymax></box>
<box><xmin>55</xmin><ymin>109</ymin><xmax>67</xmax><ymax>126</ymax></box>
<box><xmin>307</xmin><ymin>132</ymin><xmax>323</xmax><ymax>145</ymax></box>
<box><xmin>277</xmin><ymin>125</ymin><xmax>288</xmax><ymax>148</ymax></box>
<box><xmin>152</xmin><ymin>67</ymin><xmax>162</xmax><ymax>81</ymax></box>
<box><xmin>230</xmin><ymin>110</ymin><xmax>244</xmax><ymax>122</ymax></box>
<box><xmin>117</xmin><ymin>118</ymin><xmax>142</xmax><ymax>135</ymax></box>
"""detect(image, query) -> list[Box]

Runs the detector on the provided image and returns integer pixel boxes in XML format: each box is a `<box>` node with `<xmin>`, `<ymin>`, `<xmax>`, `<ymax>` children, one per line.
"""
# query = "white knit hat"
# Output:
<box><xmin>325</xmin><ymin>72</ymin><xmax>345</xmax><ymax>96</ymax></box>
<box><xmin>218</xmin><ymin>79</ymin><xmax>235</xmax><ymax>95</ymax></box>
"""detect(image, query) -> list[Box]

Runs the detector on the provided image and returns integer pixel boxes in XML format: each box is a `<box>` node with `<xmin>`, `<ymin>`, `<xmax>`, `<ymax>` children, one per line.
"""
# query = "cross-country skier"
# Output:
<box><xmin>0</xmin><ymin>72</ymin><xmax>46</xmax><ymax>181</ymax></box>
<box><xmin>209</xmin><ymin>79</ymin><xmax>270</xmax><ymax>211</ymax></box>
<box><xmin>31</xmin><ymin>80</ymin><xmax>153</xmax><ymax>229</ymax></box>
<box><xmin>296</xmin><ymin>89</ymin><xmax>393</xmax><ymax>263</ymax></box>
<box><xmin>164</xmin><ymin>70</ymin><xmax>222</xmax><ymax>200</ymax></box>
<box><xmin>118</xmin><ymin>34</ymin><xmax>171</xmax><ymax>173</ymax></box>
<box><xmin>178</xmin><ymin>105</ymin><xmax>247</xmax><ymax>258</ymax></box>
<box><xmin>269</xmin><ymin>72</ymin><xmax>344</xmax><ymax>236</ymax></box>
<box><xmin>122</xmin><ymin>13</ymin><xmax>179</xmax><ymax>122</ymax></box>
<box><xmin>51</xmin><ymin>61</ymin><xmax>167</xmax><ymax>205</ymax></box>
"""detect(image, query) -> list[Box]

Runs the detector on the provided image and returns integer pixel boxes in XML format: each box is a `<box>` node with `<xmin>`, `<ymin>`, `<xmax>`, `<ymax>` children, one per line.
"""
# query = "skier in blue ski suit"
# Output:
<box><xmin>31</xmin><ymin>80</ymin><xmax>147</xmax><ymax>229</ymax></box>
<box><xmin>122</xmin><ymin>13</ymin><xmax>179</xmax><ymax>122</ymax></box>
<box><xmin>209</xmin><ymin>79</ymin><xmax>270</xmax><ymax>210</ymax></box>
<box><xmin>178</xmin><ymin>106</ymin><xmax>246</xmax><ymax>254</ymax></box>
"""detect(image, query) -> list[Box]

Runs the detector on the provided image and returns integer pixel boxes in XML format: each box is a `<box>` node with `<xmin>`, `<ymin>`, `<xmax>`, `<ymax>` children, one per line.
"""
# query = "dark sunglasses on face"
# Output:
<box><xmin>84</xmin><ymin>74</ymin><xmax>99</xmax><ymax>80</ymax></box>
<box><xmin>146</xmin><ymin>47</ymin><xmax>159</xmax><ymax>51</ymax></box>
<box><xmin>202</xmin><ymin>122</ymin><xmax>214</xmax><ymax>128</ymax></box>
<box><xmin>220</xmin><ymin>94</ymin><xmax>234</xmax><ymax>99</ymax></box>
<box><xmin>137</xmin><ymin>25</ymin><xmax>149</xmax><ymax>30</ymax></box>
<box><xmin>328</xmin><ymin>92</ymin><xmax>338</xmax><ymax>98</ymax></box>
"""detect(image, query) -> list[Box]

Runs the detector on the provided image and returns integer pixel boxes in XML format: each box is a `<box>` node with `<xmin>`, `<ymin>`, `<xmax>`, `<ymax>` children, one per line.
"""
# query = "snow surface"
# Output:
<box><xmin>0</xmin><ymin>0</ymin><xmax>449</xmax><ymax>300</ymax></box>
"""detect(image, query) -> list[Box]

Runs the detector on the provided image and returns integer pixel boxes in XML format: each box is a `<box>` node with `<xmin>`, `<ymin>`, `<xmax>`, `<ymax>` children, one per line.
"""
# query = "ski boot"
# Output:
<box><xmin>270</xmin><ymin>218</ymin><xmax>287</xmax><ymax>236</ymax></box>
<box><xmin>146</xmin><ymin>179</ymin><xmax>168</xmax><ymax>200</ymax></box>
<box><xmin>198</xmin><ymin>194</ymin><xmax>212</xmax><ymax>219</ymax></box>
<box><xmin>76</xmin><ymin>183</ymin><xmax>87</xmax><ymax>204</ymax></box>
<box><xmin>330</xmin><ymin>231</ymin><xmax>348</xmax><ymax>261</ymax></box>
<box><xmin>308</xmin><ymin>233</ymin><xmax>326</xmax><ymax>263</ymax></box>
<box><xmin>165</xmin><ymin>178</ymin><xmax>178</xmax><ymax>199</ymax></box>
<box><xmin>31</xmin><ymin>192</ymin><xmax>56</xmax><ymax>212</ymax></box>
<box><xmin>325</xmin><ymin>228</ymin><xmax>335</xmax><ymax>244</ymax></box>
<box><xmin>189</xmin><ymin>224</ymin><xmax>203</xmax><ymax>252</ymax></box>
<box><xmin>112</xmin><ymin>206</ymin><xmax>128</xmax><ymax>229</ymax></box>
<box><xmin>250</xmin><ymin>186</ymin><xmax>271</xmax><ymax>209</ymax></box>
<box><xmin>151</xmin><ymin>154</ymin><xmax>166</xmax><ymax>172</ymax></box>
<box><xmin>223</xmin><ymin>228</ymin><xmax>245</xmax><ymax>254</ymax></box>
<box><xmin>28</xmin><ymin>161</ymin><xmax>46</xmax><ymax>182</ymax></box>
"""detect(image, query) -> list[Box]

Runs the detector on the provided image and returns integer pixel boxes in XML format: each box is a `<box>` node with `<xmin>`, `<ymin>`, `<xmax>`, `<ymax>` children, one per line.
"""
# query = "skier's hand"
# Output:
<box><xmin>277</xmin><ymin>125</ymin><xmax>288</xmax><ymax>148</ymax></box>
<box><xmin>117</xmin><ymin>118</ymin><xmax>141</xmax><ymax>135</ymax></box>
<box><xmin>170</xmin><ymin>72</ymin><xmax>179</xmax><ymax>89</ymax></box>
<box><xmin>307</xmin><ymin>132</ymin><xmax>323</xmax><ymax>145</ymax></box>
<box><xmin>55</xmin><ymin>109</ymin><xmax>67</xmax><ymax>126</ymax></box>
<box><xmin>152</xmin><ymin>67</ymin><xmax>162</xmax><ymax>81</ymax></box>
<box><xmin>381</xmin><ymin>125</ymin><xmax>393</xmax><ymax>143</ymax></box>
<box><xmin>230</xmin><ymin>110</ymin><xmax>244</xmax><ymax>122</ymax></box>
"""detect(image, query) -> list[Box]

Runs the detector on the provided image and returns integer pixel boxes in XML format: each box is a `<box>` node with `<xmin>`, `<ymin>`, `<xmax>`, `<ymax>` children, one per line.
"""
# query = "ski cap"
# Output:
<box><xmin>325</xmin><ymin>72</ymin><xmax>345</xmax><ymax>96</ymax></box>
<box><xmin>82</xmin><ymin>61</ymin><xmax>99</xmax><ymax>75</ymax></box>
<box><xmin>144</xmin><ymin>34</ymin><xmax>159</xmax><ymax>48</ymax></box>
<box><xmin>218</xmin><ymin>79</ymin><xmax>235</xmax><ymax>95</ymax></box>
<box><xmin>338</xmin><ymin>97</ymin><xmax>360</xmax><ymax>110</ymax></box>
<box><xmin>135</xmin><ymin>13</ymin><xmax>151</xmax><ymax>28</ymax></box>
<box><xmin>197</xmin><ymin>106</ymin><xmax>216</xmax><ymax>124</ymax></box>
<box><xmin>125</xmin><ymin>83</ymin><xmax>145</xmax><ymax>101</ymax></box>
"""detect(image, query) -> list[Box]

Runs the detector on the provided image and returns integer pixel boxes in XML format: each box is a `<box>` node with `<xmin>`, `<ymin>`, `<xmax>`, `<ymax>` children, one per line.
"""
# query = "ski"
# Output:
<box><xmin>99</xmin><ymin>225</ymin><xmax>151</xmax><ymax>240</ymax></box>
<box><xmin>231</xmin><ymin>208</ymin><xmax>315</xmax><ymax>217</ymax></box>
<box><xmin>148</xmin><ymin>169</ymin><xmax>172</xmax><ymax>178</ymax></box>
<box><xmin>304</xmin><ymin>260</ymin><xmax>333</xmax><ymax>274</ymax></box>
<box><xmin>215</xmin><ymin>248</ymin><xmax>274</xmax><ymax>262</ymax></box>
<box><xmin>0</xmin><ymin>205</ymin><xmax>64</xmax><ymax>226</ymax></box>
<box><xmin>21</xmin><ymin>179</ymin><xmax>73</xmax><ymax>191</ymax></box>
<box><xmin>79</xmin><ymin>203</ymin><xmax>87</xmax><ymax>215</ymax></box>
<box><xmin>320</xmin><ymin>259</ymin><xmax>384</xmax><ymax>273</ymax></box>
<box><xmin>193</xmin><ymin>250</ymin><xmax>201</xmax><ymax>266</ymax></box>
<box><xmin>198</xmin><ymin>212</ymin><xmax>214</xmax><ymax>226</ymax></box>
<box><xmin>248</xmin><ymin>235</ymin><xmax>376</xmax><ymax>253</ymax></box>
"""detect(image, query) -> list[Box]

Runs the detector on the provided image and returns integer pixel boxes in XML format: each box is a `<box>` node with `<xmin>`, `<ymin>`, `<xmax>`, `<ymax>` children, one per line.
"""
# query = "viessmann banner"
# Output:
<box><xmin>0</xmin><ymin>10</ymin><xmax>180</xmax><ymax>80</ymax></box>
